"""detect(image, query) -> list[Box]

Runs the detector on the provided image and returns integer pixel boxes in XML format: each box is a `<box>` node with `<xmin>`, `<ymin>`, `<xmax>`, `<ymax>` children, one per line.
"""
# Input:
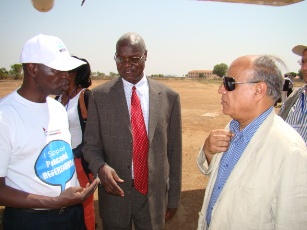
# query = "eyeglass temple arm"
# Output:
<box><xmin>235</xmin><ymin>81</ymin><xmax>260</xmax><ymax>84</ymax></box>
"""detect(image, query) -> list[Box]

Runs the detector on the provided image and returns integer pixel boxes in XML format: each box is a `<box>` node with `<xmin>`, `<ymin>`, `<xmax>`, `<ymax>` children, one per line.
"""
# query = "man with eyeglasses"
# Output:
<box><xmin>279</xmin><ymin>45</ymin><xmax>307</xmax><ymax>145</ymax></box>
<box><xmin>197</xmin><ymin>55</ymin><xmax>307</xmax><ymax>230</ymax></box>
<box><xmin>83</xmin><ymin>32</ymin><xmax>182</xmax><ymax>230</ymax></box>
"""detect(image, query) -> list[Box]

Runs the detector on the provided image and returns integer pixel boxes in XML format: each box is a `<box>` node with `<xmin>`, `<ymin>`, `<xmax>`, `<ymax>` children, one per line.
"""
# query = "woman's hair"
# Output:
<box><xmin>70</xmin><ymin>56</ymin><xmax>92</xmax><ymax>88</ymax></box>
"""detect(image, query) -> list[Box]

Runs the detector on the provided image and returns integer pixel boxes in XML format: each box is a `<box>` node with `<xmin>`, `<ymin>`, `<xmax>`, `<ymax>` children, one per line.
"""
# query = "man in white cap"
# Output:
<box><xmin>279</xmin><ymin>45</ymin><xmax>307</xmax><ymax>145</ymax></box>
<box><xmin>0</xmin><ymin>34</ymin><xmax>98</xmax><ymax>229</ymax></box>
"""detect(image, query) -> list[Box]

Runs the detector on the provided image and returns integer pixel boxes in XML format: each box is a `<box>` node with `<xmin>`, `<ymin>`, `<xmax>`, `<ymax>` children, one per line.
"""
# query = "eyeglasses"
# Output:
<box><xmin>298</xmin><ymin>59</ymin><xmax>307</xmax><ymax>66</ymax></box>
<box><xmin>222</xmin><ymin>76</ymin><xmax>261</xmax><ymax>91</ymax></box>
<box><xmin>114</xmin><ymin>53</ymin><xmax>145</xmax><ymax>64</ymax></box>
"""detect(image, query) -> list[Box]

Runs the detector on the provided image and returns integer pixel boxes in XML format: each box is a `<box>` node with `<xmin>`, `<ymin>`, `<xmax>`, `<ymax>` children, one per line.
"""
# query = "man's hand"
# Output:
<box><xmin>204</xmin><ymin>129</ymin><xmax>234</xmax><ymax>164</ymax></box>
<box><xmin>0</xmin><ymin>177</ymin><xmax>99</xmax><ymax>209</ymax></box>
<box><xmin>98</xmin><ymin>164</ymin><xmax>124</xmax><ymax>197</ymax></box>
<box><xmin>57</xmin><ymin>178</ymin><xmax>99</xmax><ymax>208</ymax></box>
<box><xmin>165</xmin><ymin>208</ymin><xmax>177</xmax><ymax>221</ymax></box>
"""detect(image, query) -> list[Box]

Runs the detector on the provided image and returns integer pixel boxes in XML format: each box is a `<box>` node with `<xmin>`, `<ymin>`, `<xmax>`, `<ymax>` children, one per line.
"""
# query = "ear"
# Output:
<box><xmin>144</xmin><ymin>50</ymin><xmax>148</xmax><ymax>61</ymax></box>
<box><xmin>25</xmin><ymin>63</ymin><xmax>38</xmax><ymax>78</ymax></box>
<box><xmin>254</xmin><ymin>82</ymin><xmax>267</xmax><ymax>101</ymax></box>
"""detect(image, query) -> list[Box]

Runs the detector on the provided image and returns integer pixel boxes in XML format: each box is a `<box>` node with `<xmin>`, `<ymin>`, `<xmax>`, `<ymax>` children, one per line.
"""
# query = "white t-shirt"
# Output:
<box><xmin>0</xmin><ymin>91</ymin><xmax>79</xmax><ymax>197</ymax></box>
<box><xmin>57</xmin><ymin>90</ymin><xmax>83</xmax><ymax>149</ymax></box>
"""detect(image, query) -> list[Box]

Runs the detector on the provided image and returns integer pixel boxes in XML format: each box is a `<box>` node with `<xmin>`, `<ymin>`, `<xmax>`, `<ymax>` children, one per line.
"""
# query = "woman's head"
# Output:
<box><xmin>69</xmin><ymin>56</ymin><xmax>92</xmax><ymax>88</ymax></box>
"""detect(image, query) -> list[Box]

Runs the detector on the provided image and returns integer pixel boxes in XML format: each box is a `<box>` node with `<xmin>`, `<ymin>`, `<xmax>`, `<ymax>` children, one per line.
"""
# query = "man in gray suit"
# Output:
<box><xmin>83</xmin><ymin>32</ymin><xmax>182</xmax><ymax>230</ymax></box>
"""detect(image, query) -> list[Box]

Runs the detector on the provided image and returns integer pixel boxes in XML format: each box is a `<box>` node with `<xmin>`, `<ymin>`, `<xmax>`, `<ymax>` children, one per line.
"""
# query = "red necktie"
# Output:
<box><xmin>131</xmin><ymin>86</ymin><xmax>148</xmax><ymax>195</ymax></box>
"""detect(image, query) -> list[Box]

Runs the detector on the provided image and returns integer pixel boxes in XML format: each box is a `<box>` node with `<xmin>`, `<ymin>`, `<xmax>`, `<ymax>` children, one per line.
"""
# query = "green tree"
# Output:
<box><xmin>10</xmin><ymin>64</ymin><xmax>23</xmax><ymax>80</ymax></box>
<box><xmin>213</xmin><ymin>63</ymin><xmax>228</xmax><ymax>78</ymax></box>
<box><xmin>199</xmin><ymin>73</ymin><xmax>205</xmax><ymax>78</ymax></box>
<box><xmin>0</xmin><ymin>68</ymin><xmax>9</xmax><ymax>79</ymax></box>
<box><xmin>109</xmin><ymin>72</ymin><xmax>119</xmax><ymax>78</ymax></box>
<box><xmin>97</xmin><ymin>71</ymin><xmax>106</xmax><ymax>77</ymax></box>
<box><xmin>288</xmin><ymin>72</ymin><xmax>297</xmax><ymax>78</ymax></box>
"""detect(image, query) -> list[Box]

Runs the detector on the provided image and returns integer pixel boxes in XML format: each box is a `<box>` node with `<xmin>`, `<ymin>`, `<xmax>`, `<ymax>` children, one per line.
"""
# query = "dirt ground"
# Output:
<box><xmin>0</xmin><ymin>78</ymin><xmax>282</xmax><ymax>229</ymax></box>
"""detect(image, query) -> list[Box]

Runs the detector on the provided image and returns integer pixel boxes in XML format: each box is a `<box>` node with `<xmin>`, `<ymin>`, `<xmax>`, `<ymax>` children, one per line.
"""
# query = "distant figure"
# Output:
<box><xmin>197</xmin><ymin>55</ymin><xmax>307</xmax><ymax>229</ymax></box>
<box><xmin>55</xmin><ymin>56</ymin><xmax>96</xmax><ymax>230</ymax></box>
<box><xmin>83</xmin><ymin>32</ymin><xmax>182</xmax><ymax>229</ymax></box>
<box><xmin>281</xmin><ymin>74</ymin><xmax>293</xmax><ymax>103</ymax></box>
<box><xmin>0</xmin><ymin>34</ymin><xmax>98</xmax><ymax>230</ymax></box>
<box><xmin>279</xmin><ymin>45</ymin><xmax>307</xmax><ymax>145</ymax></box>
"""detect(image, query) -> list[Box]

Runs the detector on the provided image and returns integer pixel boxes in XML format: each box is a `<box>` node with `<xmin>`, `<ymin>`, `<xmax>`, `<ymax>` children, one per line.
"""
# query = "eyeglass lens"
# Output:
<box><xmin>115</xmin><ymin>53</ymin><xmax>144</xmax><ymax>64</ymax></box>
<box><xmin>223</xmin><ymin>76</ymin><xmax>235</xmax><ymax>91</ymax></box>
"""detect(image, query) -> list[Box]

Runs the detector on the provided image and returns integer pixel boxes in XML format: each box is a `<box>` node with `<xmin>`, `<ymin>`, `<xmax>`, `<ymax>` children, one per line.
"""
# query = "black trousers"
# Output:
<box><xmin>3</xmin><ymin>205</ymin><xmax>86</xmax><ymax>230</ymax></box>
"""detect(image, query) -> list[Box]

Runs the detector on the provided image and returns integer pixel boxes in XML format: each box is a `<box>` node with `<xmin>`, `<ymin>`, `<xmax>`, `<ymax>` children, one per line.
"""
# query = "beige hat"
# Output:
<box><xmin>292</xmin><ymin>45</ymin><xmax>307</xmax><ymax>56</ymax></box>
<box><xmin>31</xmin><ymin>0</ymin><xmax>54</xmax><ymax>12</ymax></box>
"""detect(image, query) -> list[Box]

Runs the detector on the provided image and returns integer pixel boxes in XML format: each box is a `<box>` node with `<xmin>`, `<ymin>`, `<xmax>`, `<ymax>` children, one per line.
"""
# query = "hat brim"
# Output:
<box><xmin>45</xmin><ymin>57</ymin><xmax>86</xmax><ymax>71</ymax></box>
<box><xmin>292</xmin><ymin>45</ymin><xmax>307</xmax><ymax>57</ymax></box>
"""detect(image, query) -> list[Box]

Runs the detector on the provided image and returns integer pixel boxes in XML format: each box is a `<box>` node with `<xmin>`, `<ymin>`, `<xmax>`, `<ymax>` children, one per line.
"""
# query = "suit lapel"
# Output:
<box><xmin>216</xmin><ymin>110</ymin><xmax>275</xmax><ymax>201</ymax></box>
<box><xmin>110</xmin><ymin>78</ymin><xmax>131</xmax><ymax>132</ymax></box>
<box><xmin>148</xmin><ymin>79</ymin><xmax>162</xmax><ymax>144</ymax></box>
<box><xmin>109</xmin><ymin>77</ymin><xmax>163</xmax><ymax>141</ymax></box>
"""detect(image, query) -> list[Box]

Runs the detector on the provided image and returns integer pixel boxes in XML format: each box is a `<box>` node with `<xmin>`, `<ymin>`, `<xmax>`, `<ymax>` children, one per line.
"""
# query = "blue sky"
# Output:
<box><xmin>0</xmin><ymin>0</ymin><xmax>306</xmax><ymax>76</ymax></box>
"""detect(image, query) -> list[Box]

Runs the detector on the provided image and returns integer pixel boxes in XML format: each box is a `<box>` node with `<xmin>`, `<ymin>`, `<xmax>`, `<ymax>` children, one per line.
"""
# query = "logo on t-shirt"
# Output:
<box><xmin>43</xmin><ymin>127</ymin><xmax>62</xmax><ymax>136</ymax></box>
<box><xmin>35</xmin><ymin>140</ymin><xmax>75</xmax><ymax>192</ymax></box>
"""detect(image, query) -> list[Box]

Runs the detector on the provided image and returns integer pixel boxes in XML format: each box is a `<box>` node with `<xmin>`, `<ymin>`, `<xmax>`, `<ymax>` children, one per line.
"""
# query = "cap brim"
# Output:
<box><xmin>45</xmin><ymin>57</ymin><xmax>86</xmax><ymax>71</ymax></box>
<box><xmin>292</xmin><ymin>45</ymin><xmax>307</xmax><ymax>57</ymax></box>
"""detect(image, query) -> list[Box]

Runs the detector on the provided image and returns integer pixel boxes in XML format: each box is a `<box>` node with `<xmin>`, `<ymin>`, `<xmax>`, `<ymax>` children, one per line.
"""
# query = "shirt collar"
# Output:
<box><xmin>229</xmin><ymin>107</ymin><xmax>273</xmax><ymax>143</ymax></box>
<box><xmin>122</xmin><ymin>73</ymin><xmax>147</xmax><ymax>90</ymax></box>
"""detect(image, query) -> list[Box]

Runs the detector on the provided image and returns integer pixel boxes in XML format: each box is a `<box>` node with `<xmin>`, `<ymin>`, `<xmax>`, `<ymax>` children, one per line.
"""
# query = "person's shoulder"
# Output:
<box><xmin>0</xmin><ymin>91</ymin><xmax>15</xmax><ymax>105</ymax></box>
<box><xmin>92</xmin><ymin>78</ymin><xmax>119</xmax><ymax>93</ymax></box>
<box><xmin>292</xmin><ymin>86</ymin><xmax>304</xmax><ymax>95</ymax></box>
<box><xmin>274</xmin><ymin>115</ymin><xmax>306</xmax><ymax>146</ymax></box>
<box><xmin>47</xmin><ymin>96</ymin><xmax>66</xmax><ymax>110</ymax></box>
<box><xmin>148</xmin><ymin>78</ymin><xmax>179</xmax><ymax>95</ymax></box>
<box><xmin>0</xmin><ymin>92</ymin><xmax>23</xmax><ymax>120</ymax></box>
<box><xmin>83</xmin><ymin>88</ymin><xmax>92</xmax><ymax>95</ymax></box>
<box><xmin>0</xmin><ymin>91</ymin><xmax>20</xmax><ymax>110</ymax></box>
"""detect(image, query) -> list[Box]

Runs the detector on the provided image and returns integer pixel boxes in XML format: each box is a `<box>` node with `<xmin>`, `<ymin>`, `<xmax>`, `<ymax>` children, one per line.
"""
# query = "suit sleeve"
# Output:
<box><xmin>82</xmin><ymin>90</ymin><xmax>106</xmax><ymax>175</ymax></box>
<box><xmin>167</xmin><ymin>94</ymin><xmax>182</xmax><ymax>208</ymax></box>
<box><xmin>197</xmin><ymin>146</ymin><xmax>219</xmax><ymax>176</ymax></box>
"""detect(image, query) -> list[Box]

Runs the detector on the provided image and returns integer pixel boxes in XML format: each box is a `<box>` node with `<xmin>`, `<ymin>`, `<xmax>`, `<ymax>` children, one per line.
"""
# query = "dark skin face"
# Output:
<box><xmin>18</xmin><ymin>63</ymin><xmax>69</xmax><ymax>103</ymax></box>
<box><xmin>115</xmin><ymin>42</ymin><xmax>147</xmax><ymax>85</ymax></box>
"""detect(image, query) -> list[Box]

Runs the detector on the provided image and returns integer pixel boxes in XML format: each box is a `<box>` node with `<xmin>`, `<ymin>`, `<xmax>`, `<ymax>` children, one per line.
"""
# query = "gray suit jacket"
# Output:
<box><xmin>83</xmin><ymin>77</ymin><xmax>182</xmax><ymax>229</ymax></box>
<box><xmin>278</xmin><ymin>86</ymin><xmax>303</xmax><ymax>120</ymax></box>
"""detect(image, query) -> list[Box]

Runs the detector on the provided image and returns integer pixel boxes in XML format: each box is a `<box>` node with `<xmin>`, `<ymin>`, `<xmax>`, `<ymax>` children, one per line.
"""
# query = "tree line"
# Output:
<box><xmin>0</xmin><ymin>64</ymin><xmax>178</xmax><ymax>80</ymax></box>
<box><xmin>1</xmin><ymin>63</ymin><xmax>302</xmax><ymax>81</ymax></box>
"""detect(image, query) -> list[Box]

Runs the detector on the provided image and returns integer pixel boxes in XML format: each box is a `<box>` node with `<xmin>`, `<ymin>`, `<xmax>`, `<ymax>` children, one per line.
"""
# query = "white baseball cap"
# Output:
<box><xmin>292</xmin><ymin>45</ymin><xmax>307</xmax><ymax>57</ymax></box>
<box><xmin>20</xmin><ymin>34</ymin><xmax>86</xmax><ymax>71</ymax></box>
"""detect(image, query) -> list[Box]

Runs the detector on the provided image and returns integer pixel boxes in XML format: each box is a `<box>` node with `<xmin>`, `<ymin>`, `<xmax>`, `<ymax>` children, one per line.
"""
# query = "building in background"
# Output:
<box><xmin>187</xmin><ymin>70</ymin><xmax>213</xmax><ymax>78</ymax></box>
